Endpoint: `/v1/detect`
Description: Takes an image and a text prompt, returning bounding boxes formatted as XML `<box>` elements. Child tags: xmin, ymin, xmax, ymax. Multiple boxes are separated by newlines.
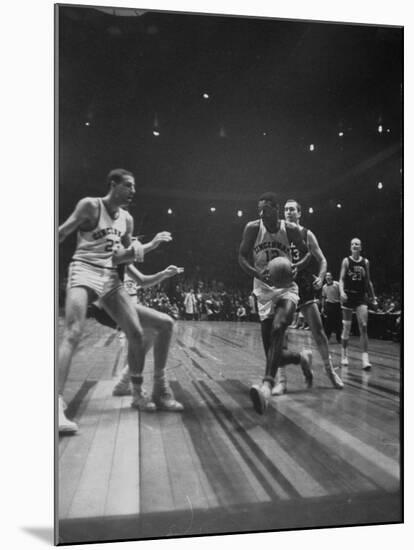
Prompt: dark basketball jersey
<box><xmin>344</xmin><ymin>256</ymin><xmax>368</xmax><ymax>296</ymax></box>
<box><xmin>290</xmin><ymin>227</ymin><xmax>318</xmax><ymax>276</ymax></box>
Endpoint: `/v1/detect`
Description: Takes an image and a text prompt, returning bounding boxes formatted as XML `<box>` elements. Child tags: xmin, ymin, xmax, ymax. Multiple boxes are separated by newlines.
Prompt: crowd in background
<box><xmin>136</xmin><ymin>279</ymin><xmax>256</xmax><ymax>322</ymax></box>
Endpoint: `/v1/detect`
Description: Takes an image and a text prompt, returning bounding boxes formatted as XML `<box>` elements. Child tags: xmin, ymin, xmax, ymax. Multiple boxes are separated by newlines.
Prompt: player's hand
<box><xmin>258</xmin><ymin>267</ymin><xmax>272</xmax><ymax>286</ymax></box>
<box><xmin>151</xmin><ymin>231</ymin><xmax>172</xmax><ymax>249</ymax></box>
<box><xmin>164</xmin><ymin>265</ymin><xmax>184</xmax><ymax>278</ymax></box>
<box><xmin>340</xmin><ymin>291</ymin><xmax>348</xmax><ymax>303</ymax></box>
<box><xmin>312</xmin><ymin>275</ymin><xmax>323</xmax><ymax>290</ymax></box>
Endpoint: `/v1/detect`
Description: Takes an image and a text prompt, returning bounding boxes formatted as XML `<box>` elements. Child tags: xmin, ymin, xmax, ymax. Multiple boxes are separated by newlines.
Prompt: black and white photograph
<box><xmin>54</xmin><ymin>2</ymin><xmax>404</xmax><ymax>546</ymax></box>
<box><xmin>3</xmin><ymin>0</ymin><xmax>412</xmax><ymax>549</ymax></box>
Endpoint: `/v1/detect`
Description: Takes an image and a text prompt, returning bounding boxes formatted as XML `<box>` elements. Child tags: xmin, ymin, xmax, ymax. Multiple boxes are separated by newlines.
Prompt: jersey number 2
<box><xmin>105</xmin><ymin>238</ymin><xmax>115</xmax><ymax>252</ymax></box>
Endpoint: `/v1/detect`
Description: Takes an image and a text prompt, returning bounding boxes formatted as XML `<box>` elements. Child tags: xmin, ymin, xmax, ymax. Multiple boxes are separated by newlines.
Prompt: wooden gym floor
<box><xmin>56</xmin><ymin>319</ymin><xmax>401</xmax><ymax>545</ymax></box>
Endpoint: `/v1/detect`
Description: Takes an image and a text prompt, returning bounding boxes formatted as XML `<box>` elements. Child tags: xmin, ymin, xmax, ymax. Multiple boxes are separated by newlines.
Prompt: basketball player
<box><xmin>89</xmin><ymin>263</ymin><xmax>184</xmax><ymax>401</ymax></box>
<box><xmin>238</xmin><ymin>192</ymin><xmax>313</xmax><ymax>415</ymax></box>
<box><xmin>272</xmin><ymin>200</ymin><xmax>343</xmax><ymax>395</ymax></box>
<box><xmin>339</xmin><ymin>238</ymin><xmax>378</xmax><ymax>369</ymax></box>
<box><xmin>58</xmin><ymin>168</ymin><xmax>176</xmax><ymax>433</ymax></box>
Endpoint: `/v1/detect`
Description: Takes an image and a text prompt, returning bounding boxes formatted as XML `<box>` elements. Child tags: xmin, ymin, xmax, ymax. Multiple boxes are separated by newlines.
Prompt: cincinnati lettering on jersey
<box><xmin>254</xmin><ymin>240</ymin><xmax>291</xmax><ymax>256</ymax></box>
<box><xmin>92</xmin><ymin>227</ymin><xmax>123</xmax><ymax>240</ymax></box>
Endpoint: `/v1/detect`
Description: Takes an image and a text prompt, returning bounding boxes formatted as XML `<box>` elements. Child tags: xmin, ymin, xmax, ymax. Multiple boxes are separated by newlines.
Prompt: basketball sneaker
<box><xmin>152</xmin><ymin>380</ymin><xmax>184</xmax><ymax>412</ymax></box>
<box><xmin>272</xmin><ymin>367</ymin><xmax>287</xmax><ymax>396</ymax></box>
<box><xmin>58</xmin><ymin>395</ymin><xmax>78</xmax><ymax>434</ymax></box>
<box><xmin>362</xmin><ymin>352</ymin><xmax>372</xmax><ymax>371</ymax></box>
<box><xmin>341</xmin><ymin>349</ymin><xmax>349</xmax><ymax>366</ymax></box>
<box><xmin>250</xmin><ymin>382</ymin><xmax>272</xmax><ymax>414</ymax></box>
<box><xmin>112</xmin><ymin>368</ymin><xmax>132</xmax><ymax>396</ymax></box>
<box><xmin>131</xmin><ymin>386</ymin><xmax>157</xmax><ymax>412</ymax></box>
<box><xmin>325</xmin><ymin>358</ymin><xmax>344</xmax><ymax>389</ymax></box>
<box><xmin>300</xmin><ymin>350</ymin><xmax>313</xmax><ymax>388</ymax></box>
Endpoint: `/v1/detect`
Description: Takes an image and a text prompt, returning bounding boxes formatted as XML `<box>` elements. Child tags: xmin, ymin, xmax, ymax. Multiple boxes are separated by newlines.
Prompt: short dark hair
<box><xmin>107</xmin><ymin>168</ymin><xmax>134</xmax><ymax>187</ymax></box>
<box><xmin>285</xmin><ymin>199</ymin><xmax>301</xmax><ymax>213</ymax></box>
<box><xmin>258</xmin><ymin>192</ymin><xmax>278</xmax><ymax>208</ymax></box>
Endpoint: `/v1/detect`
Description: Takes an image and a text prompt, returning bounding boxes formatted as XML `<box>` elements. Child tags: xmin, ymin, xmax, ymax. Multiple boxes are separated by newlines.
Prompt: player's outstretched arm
<box><xmin>142</xmin><ymin>231</ymin><xmax>173</xmax><ymax>254</ymax></box>
<box><xmin>238</xmin><ymin>221</ymin><xmax>261</xmax><ymax>279</ymax></box>
<box><xmin>339</xmin><ymin>258</ymin><xmax>348</xmax><ymax>301</ymax></box>
<box><xmin>307</xmin><ymin>230</ymin><xmax>327</xmax><ymax>289</ymax></box>
<box><xmin>58</xmin><ymin>197</ymin><xmax>97</xmax><ymax>243</ymax></box>
<box><xmin>126</xmin><ymin>264</ymin><xmax>184</xmax><ymax>288</ymax></box>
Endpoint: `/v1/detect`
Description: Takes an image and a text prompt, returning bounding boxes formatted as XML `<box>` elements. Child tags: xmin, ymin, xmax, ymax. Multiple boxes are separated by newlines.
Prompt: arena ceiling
<box><xmin>58</xmin><ymin>6</ymin><xmax>402</xmax><ymax>203</ymax></box>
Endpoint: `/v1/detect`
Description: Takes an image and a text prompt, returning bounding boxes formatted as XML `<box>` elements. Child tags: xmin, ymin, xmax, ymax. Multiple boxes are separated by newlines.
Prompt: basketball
<box><xmin>267</xmin><ymin>256</ymin><xmax>293</xmax><ymax>287</ymax></box>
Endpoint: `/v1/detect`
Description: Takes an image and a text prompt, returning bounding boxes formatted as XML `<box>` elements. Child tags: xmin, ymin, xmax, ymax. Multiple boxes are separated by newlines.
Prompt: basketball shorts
<box><xmin>341</xmin><ymin>291</ymin><xmax>368</xmax><ymax>311</ymax></box>
<box><xmin>255</xmin><ymin>281</ymin><xmax>299</xmax><ymax>322</ymax></box>
<box><xmin>67</xmin><ymin>260</ymin><xmax>123</xmax><ymax>299</ymax></box>
<box><xmin>296</xmin><ymin>272</ymin><xmax>321</xmax><ymax>310</ymax></box>
<box><xmin>124</xmin><ymin>279</ymin><xmax>138</xmax><ymax>297</ymax></box>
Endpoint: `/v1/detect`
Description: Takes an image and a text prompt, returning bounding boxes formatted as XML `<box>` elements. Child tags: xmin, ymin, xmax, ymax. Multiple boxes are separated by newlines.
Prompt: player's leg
<box><xmin>101</xmin><ymin>287</ymin><xmax>153</xmax><ymax>410</ymax></box>
<box><xmin>334</xmin><ymin>304</ymin><xmax>343</xmax><ymax>343</ymax></box>
<box><xmin>341</xmin><ymin>307</ymin><xmax>353</xmax><ymax>365</ymax></box>
<box><xmin>273</xmin><ymin>331</ymin><xmax>289</xmax><ymax>395</ymax></box>
<box><xmin>261</xmin><ymin>317</ymin><xmax>291</xmax><ymax>396</ymax></box>
<box><xmin>303</xmin><ymin>303</ymin><xmax>343</xmax><ymax>389</ymax></box>
<box><xmin>356</xmin><ymin>304</ymin><xmax>371</xmax><ymax>369</ymax></box>
<box><xmin>135</xmin><ymin>305</ymin><xmax>183</xmax><ymax>411</ymax></box>
<box><xmin>324</xmin><ymin>304</ymin><xmax>333</xmax><ymax>341</ymax></box>
<box><xmin>58</xmin><ymin>286</ymin><xmax>90</xmax><ymax>433</ymax></box>
<box><xmin>260</xmin><ymin>317</ymin><xmax>273</xmax><ymax>356</ymax></box>
<box><xmin>250</xmin><ymin>300</ymin><xmax>312</xmax><ymax>414</ymax></box>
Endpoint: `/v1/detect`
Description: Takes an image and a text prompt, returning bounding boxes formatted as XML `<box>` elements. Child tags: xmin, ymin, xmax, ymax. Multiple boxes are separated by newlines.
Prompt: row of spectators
<box><xmin>136</xmin><ymin>279</ymin><xmax>256</xmax><ymax>322</ymax></box>
<box><xmin>58</xmin><ymin>275</ymin><xmax>400</xmax><ymax>340</ymax></box>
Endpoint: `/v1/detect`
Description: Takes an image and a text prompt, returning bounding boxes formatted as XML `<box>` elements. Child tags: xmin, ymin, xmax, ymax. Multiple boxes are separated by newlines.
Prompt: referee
<box><xmin>321</xmin><ymin>272</ymin><xmax>342</xmax><ymax>343</ymax></box>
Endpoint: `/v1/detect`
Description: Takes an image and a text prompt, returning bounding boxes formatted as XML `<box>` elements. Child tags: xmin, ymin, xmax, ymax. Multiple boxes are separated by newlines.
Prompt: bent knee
<box><xmin>124</xmin><ymin>322</ymin><xmax>145</xmax><ymax>342</ymax></box>
<box><xmin>63</xmin><ymin>323</ymin><xmax>83</xmax><ymax>346</ymax></box>
<box><xmin>161</xmin><ymin>315</ymin><xmax>175</xmax><ymax>334</ymax></box>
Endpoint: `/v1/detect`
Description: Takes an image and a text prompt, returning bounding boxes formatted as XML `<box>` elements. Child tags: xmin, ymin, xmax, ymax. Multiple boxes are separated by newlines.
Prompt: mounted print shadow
<box><xmin>55</xmin><ymin>3</ymin><xmax>403</xmax><ymax>546</ymax></box>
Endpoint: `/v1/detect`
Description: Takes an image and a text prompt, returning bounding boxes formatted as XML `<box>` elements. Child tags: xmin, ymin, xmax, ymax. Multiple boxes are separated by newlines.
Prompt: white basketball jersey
<box><xmin>72</xmin><ymin>199</ymin><xmax>129</xmax><ymax>269</ymax></box>
<box><xmin>253</xmin><ymin>219</ymin><xmax>292</xmax><ymax>295</ymax></box>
